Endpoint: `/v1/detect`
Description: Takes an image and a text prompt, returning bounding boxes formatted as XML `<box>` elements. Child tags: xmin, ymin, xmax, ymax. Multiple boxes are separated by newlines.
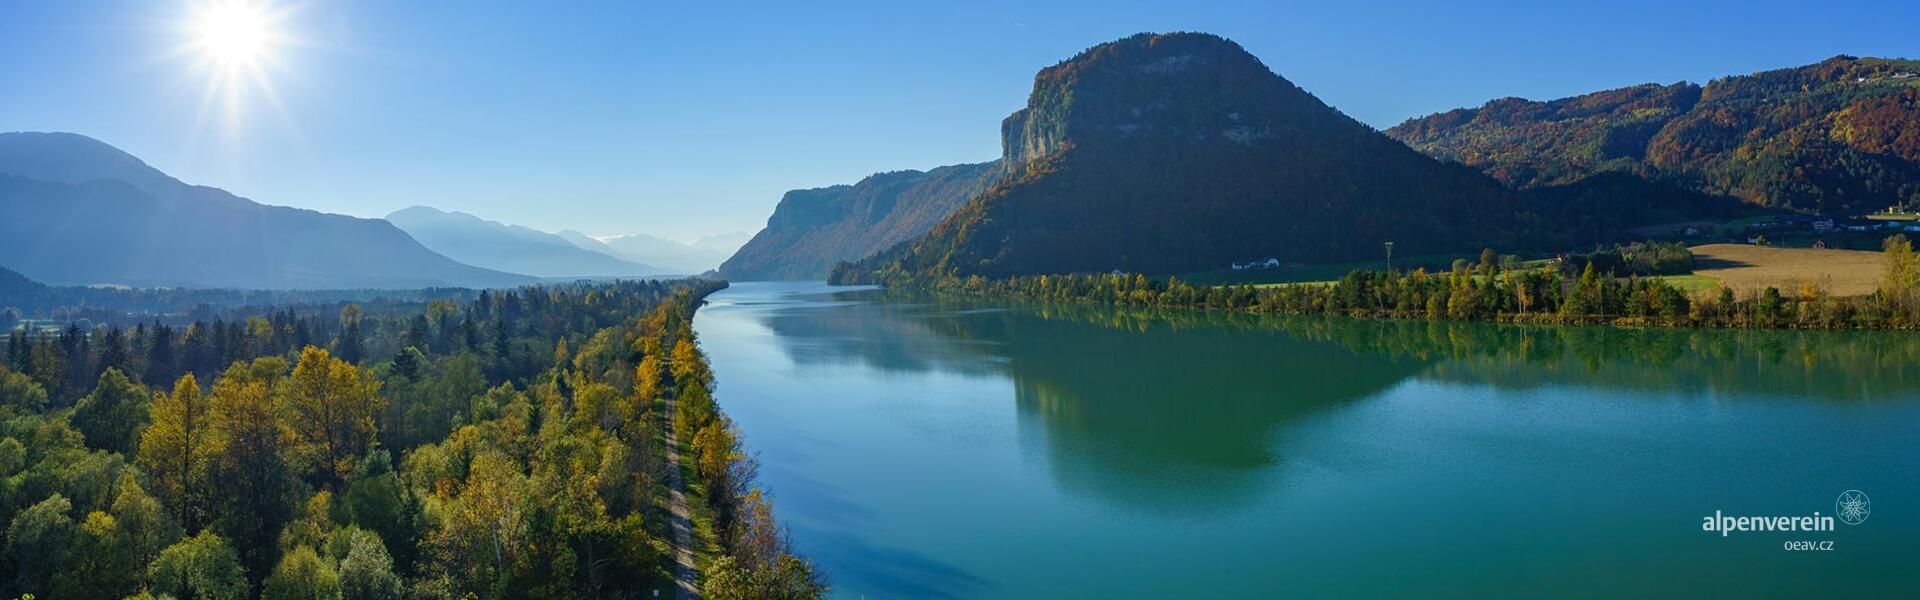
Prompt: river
<box><xmin>692</xmin><ymin>281</ymin><xmax>1919</xmax><ymax>598</ymax></box>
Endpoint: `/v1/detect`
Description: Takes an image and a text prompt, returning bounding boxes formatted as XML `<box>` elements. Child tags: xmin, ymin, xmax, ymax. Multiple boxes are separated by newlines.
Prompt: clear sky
<box><xmin>3</xmin><ymin>0</ymin><xmax>1915</xmax><ymax>241</ymax></box>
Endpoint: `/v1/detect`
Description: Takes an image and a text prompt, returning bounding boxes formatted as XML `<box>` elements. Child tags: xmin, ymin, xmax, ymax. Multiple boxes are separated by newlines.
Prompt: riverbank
<box><xmin>668</xmin><ymin>286</ymin><xmax>830</xmax><ymax>598</ymax></box>
<box><xmin>829</xmin><ymin>238</ymin><xmax>1920</xmax><ymax>331</ymax></box>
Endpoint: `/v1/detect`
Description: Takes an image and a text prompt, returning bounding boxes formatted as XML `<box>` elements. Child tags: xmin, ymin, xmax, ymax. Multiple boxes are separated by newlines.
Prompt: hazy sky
<box><xmin>3</xmin><ymin>0</ymin><xmax>1915</xmax><ymax>241</ymax></box>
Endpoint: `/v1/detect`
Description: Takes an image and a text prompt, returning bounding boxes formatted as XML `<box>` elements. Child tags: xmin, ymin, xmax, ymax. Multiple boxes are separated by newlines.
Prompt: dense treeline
<box><xmin>1557</xmin><ymin>241</ymin><xmax>1694</xmax><ymax>278</ymax></box>
<box><xmin>0</xmin><ymin>278</ymin><xmax>823</xmax><ymax>599</ymax></box>
<box><xmin>0</xmin><ymin>263</ymin><xmax>491</xmax><ymax>328</ymax></box>
<box><xmin>842</xmin><ymin>236</ymin><xmax>1920</xmax><ymax>331</ymax></box>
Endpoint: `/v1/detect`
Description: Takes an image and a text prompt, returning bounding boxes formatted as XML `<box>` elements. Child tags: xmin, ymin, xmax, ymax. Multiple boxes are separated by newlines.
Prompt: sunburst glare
<box><xmin>194</xmin><ymin>1</ymin><xmax>273</xmax><ymax>67</ymax></box>
<box><xmin>171</xmin><ymin>0</ymin><xmax>298</xmax><ymax>140</ymax></box>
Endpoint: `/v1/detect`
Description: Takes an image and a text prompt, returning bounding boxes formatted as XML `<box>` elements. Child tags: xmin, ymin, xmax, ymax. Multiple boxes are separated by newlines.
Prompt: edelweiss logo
<box><xmin>1836</xmin><ymin>490</ymin><xmax>1871</xmax><ymax>525</ymax></box>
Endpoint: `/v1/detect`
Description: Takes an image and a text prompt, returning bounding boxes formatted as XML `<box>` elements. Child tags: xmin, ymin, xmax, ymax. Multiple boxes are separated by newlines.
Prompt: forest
<box><xmin>837</xmin><ymin>236</ymin><xmax>1920</xmax><ymax>331</ymax></box>
<box><xmin>0</xmin><ymin>278</ymin><xmax>824</xmax><ymax>599</ymax></box>
<box><xmin>1387</xmin><ymin>55</ymin><xmax>1920</xmax><ymax>215</ymax></box>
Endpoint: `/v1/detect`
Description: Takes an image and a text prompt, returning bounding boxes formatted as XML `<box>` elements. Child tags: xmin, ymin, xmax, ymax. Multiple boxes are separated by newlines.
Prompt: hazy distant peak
<box><xmin>0</xmin><ymin>136</ymin><xmax>534</xmax><ymax>289</ymax></box>
<box><xmin>692</xmin><ymin>230</ymin><xmax>754</xmax><ymax>254</ymax></box>
<box><xmin>0</xmin><ymin>131</ymin><xmax>183</xmax><ymax>197</ymax></box>
<box><xmin>385</xmin><ymin>205</ymin><xmax>663</xmax><ymax>277</ymax></box>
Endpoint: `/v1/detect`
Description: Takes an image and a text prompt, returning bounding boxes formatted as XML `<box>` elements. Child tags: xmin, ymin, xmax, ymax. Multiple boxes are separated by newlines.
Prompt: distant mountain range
<box><xmin>719</xmin><ymin>162</ymin><xmax>1001</xmax><ymax>280</ymax></box>
<box><xmin>566</xmin><ymin>231</ymin><xmax>743</xmax><ymax>275</ymax></box>
<box><xmin>1386</xmin><ymin>55</ymin><xmax>1920</xmax><ymax>214</ymax></box>
<box><xmin>385</xmin><ymin>206</ymin><xmax>664</xmax><ymax>278</ymax></box>
<box><xmin>0</xmin><ymin>132</ymin><xmax>533</xmax><ymax>290</ymax></box>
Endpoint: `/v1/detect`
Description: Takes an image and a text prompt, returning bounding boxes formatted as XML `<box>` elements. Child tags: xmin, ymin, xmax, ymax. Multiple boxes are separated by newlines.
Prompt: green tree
<box><xmin>71</xmin><ymin>367</ymin><xmax>149</xmax><ymax>454</ymax></box>
<box><xmin>0</xmin><ymin>437</ymin><xmax>23</xmax><ymax>477</ymax></box>
<box><xmin>149</xmin><ymin>531</ymin><xmax>250</xmax><ymax>600</ymax></box>
<box><xmin>96</xmin><ymin>326</ymin><xmax>131</xmax><ymax>378</ymax></box>
<box><xmin>5</xmin><ymin>494</ymin><xmax>76</xmax><ymax>594</ymax></box>
<box><xmin>55</xmin><ymin>511</ymin><xmax>140</xmax><ymax>600</ymax></box>
<box><xmin>0</xmin><ymin>362</ymin><xmax>48</xmax><ymax>412</ymax></box>
<box><xmin>345</xmin><ymin>451</ymin><xmax>421</xmax><ymax>573</ymax></box>
<box><xmin>336</xmin><ymin>305</ymin><xmax>364</xmax><ymax>365</ymax></box>
<box><xmin>262</xmin><ymin>545</ymin><xmax>342</xmax><ymax>600</ymax></box>
<box><xmin>337</xmin><ymin>529</ymin><xmax>403</xmax><ymax>600</ymax></box>
<box><xmin>389</xmin><ymin>347</ymin><xmax>423</xmax><ymax>381</ymax></box>
<box><xmin>146</xmin><ymin>324</ymin><xmax>176</xmax><ymax>388</ymax></box>
<box><xmin>207</xmin><ymin>365</ymin><xmax>298</xmax><ymax>578</ymax></box>
<box><xmin>110</xmin><ymin>473</ymin><xmax>184</xmax><ymax>570</ymax></box>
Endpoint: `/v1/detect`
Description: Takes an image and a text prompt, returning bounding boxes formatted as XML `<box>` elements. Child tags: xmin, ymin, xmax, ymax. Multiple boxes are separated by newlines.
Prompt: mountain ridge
<box><xmin>719</xmin><ymin>160</ymin><xmax>1002</xmax><ymax>280</ymax></box>
<box><xmin>0</xmin><ymin>133</ymin><xmax>533</xmax><ymax>289</ymax></box>
<box><xmin>1386</xmin><ymin>55</ymin><xmax>1920</xmax><ymax>213</ymax></box>
<box><xmin>385</xmin><ymin>206</ymin><xmax>665</xmax><ymax>277</ymax></box>
<box><xmin>847</xmin><ymin>32</ymin><xmax>1535</xmax><ymax>279</ymax></box>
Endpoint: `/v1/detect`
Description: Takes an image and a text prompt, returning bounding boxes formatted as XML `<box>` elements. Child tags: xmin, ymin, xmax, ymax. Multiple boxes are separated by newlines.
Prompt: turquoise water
<box><xmin>693</xmin><ymin>281</ymin><xmax>1920</xmax><ymax>598</ymax></box>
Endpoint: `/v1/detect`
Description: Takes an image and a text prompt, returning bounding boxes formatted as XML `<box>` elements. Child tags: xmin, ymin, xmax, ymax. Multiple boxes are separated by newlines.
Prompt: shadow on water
<box><xmin>787</xmin><ymin>527</ymin><xmax>995</xmax><ymax>600</ymax></box>
<box><xmin>945</xmin><ymin>307</ymin><xmax>1431</xmax><ymax>514</ymax></box>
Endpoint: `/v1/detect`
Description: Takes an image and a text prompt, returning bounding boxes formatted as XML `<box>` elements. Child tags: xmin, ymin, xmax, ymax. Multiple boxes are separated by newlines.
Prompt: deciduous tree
<box><xmin>282</xmin><ymin>347</ymin><xmax>384</xmax><ymax>486</ymax></box>
<box><xmin>138</xmin><ymin>374</ymin><xmax>218</xmax><ymax>531</ymax></box>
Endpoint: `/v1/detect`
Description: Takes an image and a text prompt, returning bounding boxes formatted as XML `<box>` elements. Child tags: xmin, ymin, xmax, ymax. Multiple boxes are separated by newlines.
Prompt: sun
<box><xmin>193</xmin><ymin>0</ymin><xmax>276</xmax><ymax>67</ymax></box>
<box><xmin>171</xmin><ymin>0</ymin><xmax>299</xmax><ymax>137</ymax></box>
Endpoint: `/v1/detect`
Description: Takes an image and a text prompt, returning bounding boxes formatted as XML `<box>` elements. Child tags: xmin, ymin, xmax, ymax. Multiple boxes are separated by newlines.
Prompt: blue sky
<box><xmin>2</xmin><ymin>0</ymin><xmax>1915</xmax><ymax>241</ymax></box>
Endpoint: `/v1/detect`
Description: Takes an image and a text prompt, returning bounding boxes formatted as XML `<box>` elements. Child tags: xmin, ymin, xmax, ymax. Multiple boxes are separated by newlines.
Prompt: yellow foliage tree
<box><xmin>281</xmin><ymin>347</ymin><xmax>385</xmax><ymax>486</ymax></box>
<box><xmin>137</xmin><ymin>374</ymin><xmax>218</xmax><ymax>531</ymax></box>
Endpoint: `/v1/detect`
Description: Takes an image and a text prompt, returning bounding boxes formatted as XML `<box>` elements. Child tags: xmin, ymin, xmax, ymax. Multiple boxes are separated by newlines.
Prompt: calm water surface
<box><xmin>693</xmin><ymin>281</ymin><xmax>1919</xmax><ymax>598</ymax></box>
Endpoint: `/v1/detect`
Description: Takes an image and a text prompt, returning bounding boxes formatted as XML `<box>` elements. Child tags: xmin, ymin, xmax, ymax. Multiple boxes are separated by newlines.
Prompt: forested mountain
<box><xmin>719</xmin><ymin>161</ymin><xmax>1001</xmax><ymax>280</ymax></box>
<box><xmin>843</xmin><ymin>33</ymin><xmax>1543</xmax><ymax>280</ymax></box>
<box><xmin>385</xmin><ymin>206</ymin><xmax>663</xmax><ymax>278</ymax></box>
<box><xmin>1386</xmin><ymin>56</ymin><xmax>1920</xmax><ymax>214</ymax></box>
<box><xmin>0</xmin><ymin>133</ymin><xmax>532</xmax><ymax>290</ymax></box>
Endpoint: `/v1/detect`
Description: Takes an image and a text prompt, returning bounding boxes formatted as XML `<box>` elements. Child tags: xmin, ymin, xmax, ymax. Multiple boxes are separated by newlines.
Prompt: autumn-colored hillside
<box><xmin>1388</xmin><ymin>56</ymin><xmax>1920</xmax><ymax>214</ymax></box>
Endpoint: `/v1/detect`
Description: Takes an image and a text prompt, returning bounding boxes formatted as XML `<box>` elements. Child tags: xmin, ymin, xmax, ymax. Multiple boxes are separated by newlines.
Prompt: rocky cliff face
<box><xmin>718</xmin><ymin>161</ymin><xmax>1001</xmax><ymax>280</ymax></box>
<box><xmin>851</xmin><ymin>32</ymin><xmax>1534</xmax><ymax>279</ymax></box>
